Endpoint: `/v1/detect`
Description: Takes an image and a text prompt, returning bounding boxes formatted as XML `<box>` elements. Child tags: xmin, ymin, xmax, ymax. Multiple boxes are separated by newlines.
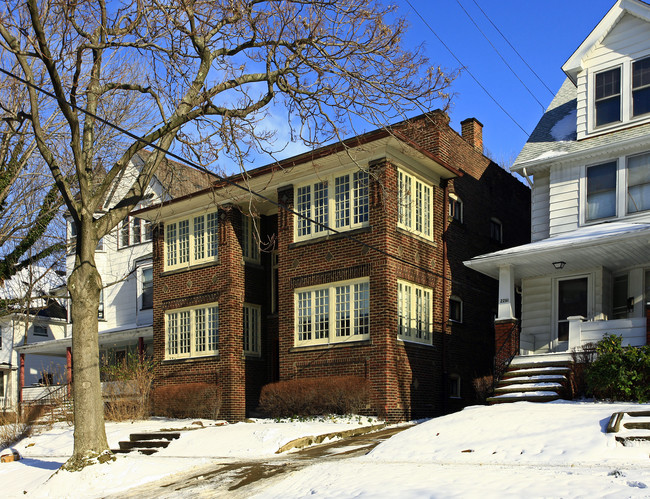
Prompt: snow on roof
<box><xmin>0</xmin><ymin>266</ymin><xmax>65</xmax><ymax>302</ymax></box>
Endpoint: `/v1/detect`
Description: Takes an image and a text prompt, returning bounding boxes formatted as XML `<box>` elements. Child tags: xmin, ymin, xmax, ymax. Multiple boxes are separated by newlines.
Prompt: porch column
<box><xmin>19</xmin><ymin>354</ymin><xmax>24</xmax><ymax>404</ymax></box>
<box><xmin>567</xmin><ymin>316</ymin><xmax>585</xmax><ymax>350</ymax></box>
<box><xmin>66</xmin><ymin>347</ymin><xmax>72</xmax><ymax>397</ymax></box>
<box><xmin>138</xmin><ymin>336</ymin><xmax>144</xmax><ymax>363</ymax></box>
<box><xmin>497</xmin><ymin>264</ymin><xmax>515</xmax><ymax>320</ymax></box>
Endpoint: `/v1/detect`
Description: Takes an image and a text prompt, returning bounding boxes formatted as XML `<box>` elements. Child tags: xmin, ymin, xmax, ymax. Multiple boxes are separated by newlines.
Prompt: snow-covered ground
<box><xmin>2</xmin><ymin>402</ymin><xmax>650</xmax><ymax>498</ymax></box>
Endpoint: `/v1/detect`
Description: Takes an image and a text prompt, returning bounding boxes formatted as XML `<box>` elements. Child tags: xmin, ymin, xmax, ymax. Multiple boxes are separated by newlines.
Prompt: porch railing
<box><xmin>21</xmin><ymin>383</ymin><xmax>70</xmax><ymax>406</ymax></box>
<box><xmin>493</xmin><ymin>321</ymin><xmax>520</xmax><ymax>391</ymax></box>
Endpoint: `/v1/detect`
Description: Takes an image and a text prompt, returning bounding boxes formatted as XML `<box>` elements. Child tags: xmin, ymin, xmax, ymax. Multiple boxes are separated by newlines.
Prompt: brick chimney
<box><xmin>460</xmin><ymin>118</ymin><xmax>483</xmax><ymax>153</ymax></box>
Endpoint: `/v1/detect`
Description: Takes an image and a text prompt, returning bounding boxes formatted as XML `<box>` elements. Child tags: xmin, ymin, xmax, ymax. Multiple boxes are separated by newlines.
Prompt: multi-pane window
<box><xmin>165</xmin><ymin>303</ymin><xmax>219</xmax><ymax>359</ymax></box>
<box><xmin>586</xmin><ymin>161</ymin><xmax>617</xmax><ymax>221</ymax></box>
<box><xmin>398</xmin><ymin>169</ymin><xmax>432</xmax><ymax>240</ymax></box>
<box><xmin>141</xmin><ymin>267</ymin><xmax>153</xmax><ymax>310</ymax></box>
<box><xmin>295</xmin><ymin>170</ymin><xmax>369</xmax><ymax>240</ymax></box>
<box><xmin>633</xmin><ymin>56</ymin><xmax>650</xmax><ymax>117</ymax></box>
<box><xmin>119</xmin><ymin>216</ymin><xmax>152</xmax><ymax>249</ymax></box>
<box><xmin>490</xmin><ymin>218</ymin><xmax>503</xmax><ymax>243</ymax></box>
<box><xmin>243</xmin><ymin>304</ymin><xmax>261</xmax><ymax>355</ymax></box>
<box><xmin>449</xmin><ymin>295</ymin><xmax>463</xmax><ymax>323</ymax></box>
<box><xmin>627</xmin><ymin>152</ymin><xmax>650</xmax><ymax>214</ymax></box>
<box><xmin>242</xmin><ymin>215</ymin><xmax>260</xmax><ymax>263</ymax></box>
<box><xmin>449</xmin><ymin>193</ymin><xmax>463</xmax><ymax>222</ymax></box>
<box><xmin>295</xmin><ymin>279</ymin><xmax>370</xmax><ymax>346</ymax></box>
<box><xmin>33</xmin><ymin>325</ymin><xmax>48</xmax><ymax>337</ymax></box>
<box><xmin>165</xmin><ymin>211</ymin><xmax>218</xmax><ymax>269</ymax></box>
<box><xmin>595</xmin><ymin>67</ymin><xmax>621</xmax><ymax>127</ymax></box>
<box><xmin>397</xmin><ymin>280</ymin><xmax>432</xmax><ymax>345</ymax></box>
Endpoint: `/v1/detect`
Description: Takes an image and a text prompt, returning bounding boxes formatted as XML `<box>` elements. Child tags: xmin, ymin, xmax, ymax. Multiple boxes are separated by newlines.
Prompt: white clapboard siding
<box><xmin>576</xmin><ymin>71</ymin><xmax>588</xmax><ymax>138</ymax></box>
<box><xmin>531</xmin><ymin>173</ymin><xmax>550</xmax><ymax>242</ymax></box>
<box><xmin>521</xmin><ymin>276</ymin><xmax>552</xmax><ymax>353</ymax></box>
<box><xmin>579</xmin><ymin>317</ymin><xmax>646</xmax><ymax>347</ymax></box>
<box><xmin>548</xmin><ymin>165</ymin><xmax>580</xmax><ymax>236</ymax></box>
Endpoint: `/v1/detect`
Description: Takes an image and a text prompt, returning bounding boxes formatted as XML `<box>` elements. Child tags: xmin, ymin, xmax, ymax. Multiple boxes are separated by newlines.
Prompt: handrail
<box><xmin>21</xmin><ymin>383</ymin><xmax>71</xmax><ymax>406</ymax></box>
<box><xmin>493</xmin><ymin>321</ymin><xmax>520</xmax><ymax>392</ymax></box>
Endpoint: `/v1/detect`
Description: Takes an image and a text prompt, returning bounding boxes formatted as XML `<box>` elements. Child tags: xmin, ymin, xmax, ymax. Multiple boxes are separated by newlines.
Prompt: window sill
<box><xmin>161</xmin><ymin>259</ymin><xmax>220</xmax><ymax>276</ymax></box>
<box><xmin>162</xmin><ymin>353</ymin><xmax>219</xmax><ymax>365</ymax></box>
<box><xmin>397</xmin><ymin>338</ymin><xmax>435</xmax><ymax>348</ymax></box>
<box><xmin>290</xmin><ymin>226</ymin><xmax>372</xmax><ymax>249</ymax></box>
<box><xmin>290</xmin><ymin>338</ymin><xmax>372</xmax><ymax>353</ymax></box>
<box><xmin>396</xmin><ymin>226</ymin><xmax>436</xmax><ymax>245</ymax></box>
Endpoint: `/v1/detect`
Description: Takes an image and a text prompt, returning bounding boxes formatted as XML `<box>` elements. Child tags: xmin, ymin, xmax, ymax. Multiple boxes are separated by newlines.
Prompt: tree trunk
<box><xmin>64</xmin><ymin>226</ymin><xmax>111</xmax><ymax>469</ymax></box>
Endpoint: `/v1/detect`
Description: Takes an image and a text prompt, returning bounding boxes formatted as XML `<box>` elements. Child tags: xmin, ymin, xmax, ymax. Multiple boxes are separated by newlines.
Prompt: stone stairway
<box><xmin>487</xmin><ymin>354</ymin><xmax>573</xmax><ymax>404</ymax></box>
<box><xmin>607</xmin><ymin>411</ymin><xmax>650</xmax><ymax>446</ymax></box>
<box><xmin>112</xmin><ymin>432</ymin><xmax>181</xmax><ymax>456</ymax></box>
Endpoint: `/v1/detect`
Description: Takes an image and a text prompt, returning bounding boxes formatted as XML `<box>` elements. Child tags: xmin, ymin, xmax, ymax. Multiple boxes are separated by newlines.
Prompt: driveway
<box><xmin>109</xmin><ymin>425</ymin><xmax>410</xmax><ymax>498</ymax></box>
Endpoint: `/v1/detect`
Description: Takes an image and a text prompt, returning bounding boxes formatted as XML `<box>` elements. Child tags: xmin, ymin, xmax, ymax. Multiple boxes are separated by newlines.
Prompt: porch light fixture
<box><xmin>552</xmin><ymin>261</ymin><xmax>566</xmax><ymax>270</ymax></box>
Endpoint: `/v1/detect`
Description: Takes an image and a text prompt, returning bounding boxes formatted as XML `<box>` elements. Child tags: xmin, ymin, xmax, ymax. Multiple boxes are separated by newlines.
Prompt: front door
<box><xmin>555</xmin><ymin>277</ymin><xmax>589</xmax><ymax>350</ymax></box>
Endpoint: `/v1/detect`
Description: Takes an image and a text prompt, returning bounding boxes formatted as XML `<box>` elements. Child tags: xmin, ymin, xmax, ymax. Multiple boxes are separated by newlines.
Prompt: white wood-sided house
<box><xmin>0</xmin><ymin>267</ymin><xmax>67</xmax><ymax>413</ymax></box>
<box><xmin>16</xmin><ymin>152</ymin><xmax>215</xmax><ymax>405</ymax></box>
<box><xmin>466</xmin><ymin>0</ymin><xmax>650</xmax><ymax>371</ymax></box>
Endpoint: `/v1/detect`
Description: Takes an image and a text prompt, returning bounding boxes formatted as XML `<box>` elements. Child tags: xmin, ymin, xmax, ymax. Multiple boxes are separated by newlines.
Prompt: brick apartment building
<box><xmin>139</xmin><ymin>112</ymin><xmax>530</xmax><ymax>422</ymax></box>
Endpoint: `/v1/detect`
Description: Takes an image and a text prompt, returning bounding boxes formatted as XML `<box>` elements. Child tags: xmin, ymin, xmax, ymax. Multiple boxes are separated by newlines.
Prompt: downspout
<box><xmin>441</xmin><ymin>179</ymin><xmax>449</xmax><ymax>414</ymax></box>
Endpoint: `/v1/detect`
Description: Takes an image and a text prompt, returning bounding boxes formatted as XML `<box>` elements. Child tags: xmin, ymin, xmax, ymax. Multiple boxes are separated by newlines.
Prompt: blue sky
<box><xmin>398</xmin><ymin>0</ymin><xmax>616</xmax><ymax>166</ymax></box>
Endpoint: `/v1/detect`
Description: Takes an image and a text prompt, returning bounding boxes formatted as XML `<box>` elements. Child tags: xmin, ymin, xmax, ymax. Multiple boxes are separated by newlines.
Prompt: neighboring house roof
<box><xmin>513</xmin><ymin>78</ymin><xmax>650</xmax><ymax>173</ymax></box>
<box><xmin>137</xmin><ymin>150</ymin><xmax>218</xmax><ymax>199</ymax></box>
<box><xmin>0</xmin><ymin>267</ymin><xmax>65</xmax><ymax>302</ymax></box>
<box><xmin>562</xmin><ymin>0</ymin><xmax>650</xmax><ymax>84</ymax></box>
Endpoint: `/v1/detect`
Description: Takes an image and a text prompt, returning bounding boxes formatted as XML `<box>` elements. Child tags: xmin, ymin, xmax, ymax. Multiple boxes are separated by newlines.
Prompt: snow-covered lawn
<box><xmin>3</xmin><ymin>401</ymin><xmax>650</xmax><ymax>498</ymax></box>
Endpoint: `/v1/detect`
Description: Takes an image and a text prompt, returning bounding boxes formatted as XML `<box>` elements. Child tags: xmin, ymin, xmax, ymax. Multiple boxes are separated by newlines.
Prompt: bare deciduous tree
<box><xmin>0</xmin><ymin>0</ymin><xmax>454</xmax><ymax>469</ymax></box>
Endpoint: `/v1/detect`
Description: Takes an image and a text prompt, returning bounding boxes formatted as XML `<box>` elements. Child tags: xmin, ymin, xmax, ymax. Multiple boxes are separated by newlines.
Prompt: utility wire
<box><xmin>404</xmin><ymin>0</ymin><xmax>530</xmax><ymax>137</ymax></box>
<box><xmin>455</xmin><ymin>0</ymin><xmax>546</xmax><ymax>111</ymax></box>
<box><xmin>471</xmin><ymin>0</ymin><xmax>555</xmax><ymax>97</ymax></box>
<box><xmin>0</xmin><ymin>66</ymin><xmax>489</xmax><ymax>294</ymax></box>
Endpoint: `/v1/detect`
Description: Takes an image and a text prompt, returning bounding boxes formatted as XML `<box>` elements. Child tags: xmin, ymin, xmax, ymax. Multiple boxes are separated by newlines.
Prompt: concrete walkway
<box><xmin>109</xmin><ymin>425</ymin><xmax>411</xmax><ymax>498</ymax></box>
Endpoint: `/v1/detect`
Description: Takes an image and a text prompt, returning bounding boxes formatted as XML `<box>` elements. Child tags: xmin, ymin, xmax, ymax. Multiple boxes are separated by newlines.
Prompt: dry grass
<box><xmin>0</xmin><ymin>405</ymin><xmax>45</xmax><ymax>450</ymax></box>
<box><xmin>101</xmin><ymin>353</ymin><xmax>156</xmax><ymax>421</ymax></box>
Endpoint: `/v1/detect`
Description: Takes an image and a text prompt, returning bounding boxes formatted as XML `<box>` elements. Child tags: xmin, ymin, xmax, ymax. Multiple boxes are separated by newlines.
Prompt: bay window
<box><xmin>398</xmin><ymin>280</ymin><xmax>432</xmax><ymax>345</ymax></box>
<box><xmin>398</xmin><ymin>169</ymin><xmax>433</xmax><ymax>240</ymax></box>
<box><xmin>295</xmin><ymin>170</ymin><xmax>369</xmax><ymax>241</ymax></box>
<box><xmin>165</xmin><ymin>303</ymin><xmax>219</xmax><ymax>359</ymax></box>
<box><xmin>165</xmin><ymin>211</ymin><xmax>218</xmax><ymax>270</ymax></box>
<box><xmin>295</xmin><ymin>278</ymin><xmax>370</xmax><ymax>346</ymax></box>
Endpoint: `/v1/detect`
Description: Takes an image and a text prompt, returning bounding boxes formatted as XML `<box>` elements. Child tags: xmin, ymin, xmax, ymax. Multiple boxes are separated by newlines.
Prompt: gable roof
<box><xmin>136</xmin><ymin>150</ymin><xmax>218</xmax><ymax>199</ymax></box>
<box><xmin>562</xmin><ymin>0</ymin><xmax>650</xmax><ymax>84</ymax></box>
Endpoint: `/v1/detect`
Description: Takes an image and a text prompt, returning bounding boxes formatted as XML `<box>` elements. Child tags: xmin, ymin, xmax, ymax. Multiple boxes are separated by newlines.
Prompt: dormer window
<box><xmin>633</xmin><ymin>57</ymin><xmax>650</xmax><ymax>117</ymax></box>
<box><xmin>595</xmin><ymin>67</ymin><xmax>621</xmax><ymax>127</ymax></box>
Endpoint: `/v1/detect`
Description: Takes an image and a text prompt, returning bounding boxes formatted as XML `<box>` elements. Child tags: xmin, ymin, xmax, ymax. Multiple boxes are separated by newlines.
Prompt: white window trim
<box><xmin>581</xmin><ymin>151</ymin><xmax>650</xmax><ymax>225</ymax></box>
<box><xmin>449</xmin><ymin>295</ymin><xmax>463</xmax><ymax>323</ymax></box>
<box><xmin>243</xmin><ymin>303</ymin><xmax>261</xmax><ymax>356</ymax></box>
<box><xmin>164</xmin><ymin>210</ymin><xmax>219</xmax><ymax>271</ymax></box>
<box><xmin>587</xmin><ymin>53</ymin><xmax>650</xmax><ymax>136</ymax></box>
<box><xmin>294</xmin><ymin>169</ymin><xmax>370</xmax><ymax>242</ymax></box>
<box><xmin>449</xmin><ymin>193</ymin><xmax>463</xmax><ymax>223</ymax></box>
<box><xmin>398</xmin><ymin>168</ymin><xmax>433</xmax><ymax>241</ymax></box>
<box><xmin>242</xmin><ymin>214</ymin><xmax>261</xmax><ymax>263</ymax></box>
<box><xmin>138</xmin><ymin>264</ymin><xmax>154</xmax><ymax>311</ymax></box>
<box><xmin>119</xmin><ymin>216</ymin><xmax>153</xmax><ymax>249</ymax></box>
<box><xmin>397</xmin><ymin>279</ymin><xmax>433</xmax><ymax>345</ymax></box>
<box><xmin>294</xmin><ymin>277</ymin><xmax>370</xmax><ymax>347</ymax></box>
<box><xmin>165</xmin><ymin>302</ymin><xmax>219</xmax><ymax>360</ymax></box>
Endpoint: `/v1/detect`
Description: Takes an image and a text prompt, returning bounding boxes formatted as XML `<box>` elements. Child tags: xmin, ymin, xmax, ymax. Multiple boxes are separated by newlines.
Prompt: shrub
<box><xmin>586</xmin><ymin>334</ymin><xmax>650</xmax><ymax>402</ymax></box>
<box><xmin>153</xmin><ymin>383</ymin><xmax>222</xmax><ymax>419</ymax></box>
<box><xmin>258</xmin><ymin>376</ymin><xmax>371</xmax><ymax>418</ymax></box>
<box><xmin>472</xmin><ymin>375</ymin><xmax>493</xmax><ymax>404</ymax></box>
<box><xmin>570</xmin><ymin>343</ymin><xmax>597</xmax><ymax>398</ymax></box>
<box><xmin>101</xmin><ymin>352</ymin><xmax>156</xmax><ymax>421</ymax></box>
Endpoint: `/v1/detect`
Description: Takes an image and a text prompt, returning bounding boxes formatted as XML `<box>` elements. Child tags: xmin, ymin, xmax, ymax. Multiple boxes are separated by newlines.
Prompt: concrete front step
<box><xmin>487</xmin><ymin>391</ymin><xmax>561</xmax><ymax>404</ymax></box>
<box><xmin>495</xmin><ymin>382</ymin><xmax>563</xmax><ymax>394</ymax></box>
<box><xmin>500</xmin><ymin>374</ymin><xmax>567</xmax><ymax>385</ymax></box>
<box><xmin>504</xmin><ymin>366</ymin><xmax>571</xmax><ymax>378</ymax></box>
<box><xmin>129</xmin><ymin>432</ymin><xmax>180</xmax><ymax>442</ymax></box>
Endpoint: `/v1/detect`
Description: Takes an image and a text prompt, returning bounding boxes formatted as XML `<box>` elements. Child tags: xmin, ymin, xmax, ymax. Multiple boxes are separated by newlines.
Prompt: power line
<box><xmin>404</xmin><ymin>0</ymin><xmax>530</xmax><ymax>137</ymax></box>
<box><xmin>0</xmin><ymin>66</ymin><xmax>470</xmax><ymax>290</ymax></box>
<box><xmin>454</xmin><ymin>0</ymin><xmax>546</xmax><ymax>111</ymax></box>
<box><xmin>471</xmin><ymin>0</ymin><xmax>555</xmax><ymax>97</ymax></box>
